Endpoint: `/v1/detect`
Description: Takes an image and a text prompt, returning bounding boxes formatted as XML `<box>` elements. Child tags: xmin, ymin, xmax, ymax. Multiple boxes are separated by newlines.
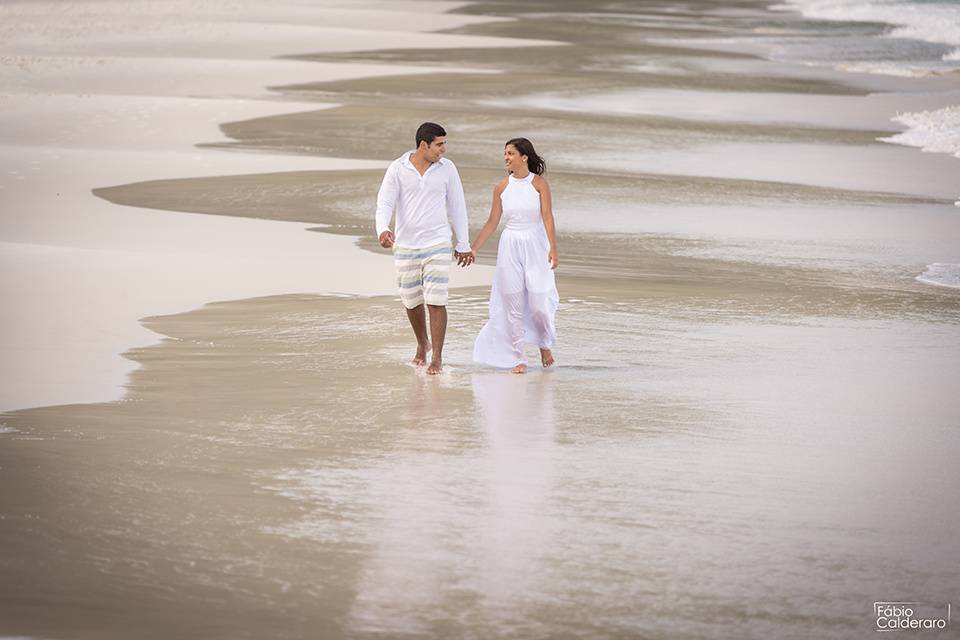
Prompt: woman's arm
<box><xmin>534</xmin><ymin>176</ymin><xmax>559</xmax><ymax>269</ymax></box>
<box><xmin>471</xmin><ymin>180</ymin><xmax>507</xmax><ymax>254</ymax></box>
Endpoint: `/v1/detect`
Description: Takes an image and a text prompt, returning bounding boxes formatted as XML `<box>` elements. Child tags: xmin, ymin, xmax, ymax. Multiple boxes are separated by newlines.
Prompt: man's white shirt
<box><xmin>375</xmin><ymin>151</ymin><xmax>471</xmax><ymax>252</ymax></box>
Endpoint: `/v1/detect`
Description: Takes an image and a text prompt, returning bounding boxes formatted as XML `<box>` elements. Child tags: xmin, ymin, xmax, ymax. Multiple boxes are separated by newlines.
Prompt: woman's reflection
<box><xmin>471</xmin><ymin>371</ymin><xmax>558</xmax><ymax>617</ymax></box>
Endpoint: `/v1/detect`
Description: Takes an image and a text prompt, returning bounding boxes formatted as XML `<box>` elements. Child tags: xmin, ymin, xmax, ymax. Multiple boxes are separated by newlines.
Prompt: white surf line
<box><xmin>916</xmin><ymin>263</ymin><xmax>960</xmax><ymax>289</ymax></box>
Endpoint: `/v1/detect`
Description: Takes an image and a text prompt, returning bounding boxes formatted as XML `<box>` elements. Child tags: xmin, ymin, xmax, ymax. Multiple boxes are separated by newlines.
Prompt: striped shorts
<box><xmin>394</xmin><ymin>242</ymin><xmax>452</xmax><ymax>309</ymax></box>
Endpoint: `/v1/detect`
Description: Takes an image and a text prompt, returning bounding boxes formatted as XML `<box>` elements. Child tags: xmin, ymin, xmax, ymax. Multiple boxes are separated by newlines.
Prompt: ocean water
<box><xmin>771</xmin><ymin>0</ymin><xmax>960</xmax><ymax>75</ymax></box>
<box><xmin>769</xmin><ymin>0</ymin><xmax>960</xmax><ymax>184</ymax></box>
<box><xmin>769</xmin><ymin>0</ymin><xmax>960</xmax><ymax>277</ymax></box>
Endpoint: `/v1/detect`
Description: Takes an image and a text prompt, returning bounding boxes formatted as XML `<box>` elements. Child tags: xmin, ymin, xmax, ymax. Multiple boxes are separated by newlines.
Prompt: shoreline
<box><xmin>5</xmin><ymin>0</ymin><xmax>957</xmax><ymax>410</ymax></box>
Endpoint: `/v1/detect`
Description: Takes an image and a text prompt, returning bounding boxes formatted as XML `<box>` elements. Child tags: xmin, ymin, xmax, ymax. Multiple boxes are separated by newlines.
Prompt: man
<box><xmin>375</xmin><ymin>122</ymin><xmax>475</xmax><ymax>375</ymax></box>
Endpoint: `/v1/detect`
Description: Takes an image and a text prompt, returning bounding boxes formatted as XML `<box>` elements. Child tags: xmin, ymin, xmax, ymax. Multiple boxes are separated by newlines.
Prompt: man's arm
<box><xmin>446</xmin><ymin>163</ymin><xmax>472</xmax><ymax>254</ymax></box>
<box><xmin>375</xmin><ymin>162</ymin><xmax>399</xmax><ymax>246</ymax></box>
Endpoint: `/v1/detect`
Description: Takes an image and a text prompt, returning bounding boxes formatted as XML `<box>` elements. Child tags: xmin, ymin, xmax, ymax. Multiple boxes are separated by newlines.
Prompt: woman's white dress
<box><xmin>473</xmin><ymin>172</ymin><xmax>559</xmax><ymax>368</ymax></box>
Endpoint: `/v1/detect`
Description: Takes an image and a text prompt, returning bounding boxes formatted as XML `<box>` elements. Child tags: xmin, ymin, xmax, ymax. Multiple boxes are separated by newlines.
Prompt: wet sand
<box><xmin>3</xmin><ymin>288</ymin><xmax>958</xmax><ymax>639</ymax></box>
<box><xmin>2</xmin><ymin>0</ymin><xmax>960</xmax><ymax>638</ymax></box>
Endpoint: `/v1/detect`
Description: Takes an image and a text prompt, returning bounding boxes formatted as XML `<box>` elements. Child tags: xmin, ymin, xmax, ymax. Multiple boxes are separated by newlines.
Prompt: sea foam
<box><xmin>879</xmin><ymin>105</ymin><xmax>960</xmax><ymax>158</ymax></box>
<box><xmin>878</xmin><ymin>105</ymin><xmax>960</xmax><ymax>204</ymax></box>
<box><xmin>916</xmin><ymin>263</ymin><xmax>960</xmax><ymax>289</ymax></box>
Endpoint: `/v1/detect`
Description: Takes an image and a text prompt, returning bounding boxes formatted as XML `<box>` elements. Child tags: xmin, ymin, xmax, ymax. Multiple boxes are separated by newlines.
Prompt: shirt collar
<box><xmin>399</xmin><ymin>150</ymin><xmax>448</xmax><ymax>168</ymax></box>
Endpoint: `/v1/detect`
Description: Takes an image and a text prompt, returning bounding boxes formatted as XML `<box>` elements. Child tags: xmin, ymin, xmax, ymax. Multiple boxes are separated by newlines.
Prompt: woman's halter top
<box><xmin>501</xmin><ymin>172</ymin><xmax>541</xmax><ymax>231</ymax></box>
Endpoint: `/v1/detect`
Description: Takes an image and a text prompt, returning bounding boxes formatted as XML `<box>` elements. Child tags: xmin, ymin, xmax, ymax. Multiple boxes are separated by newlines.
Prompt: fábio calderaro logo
<box><xmin>874</xmin><ymin>602</ymin><xmax>951</xmax><ymax>631</ymax></box>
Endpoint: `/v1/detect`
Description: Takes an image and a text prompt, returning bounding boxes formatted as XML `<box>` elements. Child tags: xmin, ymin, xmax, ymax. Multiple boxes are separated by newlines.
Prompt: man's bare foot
<box><xmin>540</xmin><ymin>348</ymin><xmax>555</xmax><ymax>368</ymax></box>
<box><xmin>427</xmin><ymin>359</ymin><xmax>442</xmax><ymax>375</ymax></box>
<box><xmin>412</xmin><ymin>341</ymin><xmax>432</xmax><ymax>367</ymax></box>
<box><xmin>511</xmin><ymin>363</ymin><xmax>527</xmax><ymax>374</ymax></box>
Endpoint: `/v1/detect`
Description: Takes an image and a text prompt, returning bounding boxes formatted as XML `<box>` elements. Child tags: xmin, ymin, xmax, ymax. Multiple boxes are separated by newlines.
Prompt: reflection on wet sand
<box><xmin>345</xmin><ymin>372</ymin><xmax>558</xmax><ymax>634</ymax></box>
<box><xmin>344</xmin><ymin>376</ymin><xmax>455</xmax><ymax>635</ymax></box>
<box><xmin>472</xmin><ymin>372</ymin><xmax>556</xmax><ymax>615</ymax></box>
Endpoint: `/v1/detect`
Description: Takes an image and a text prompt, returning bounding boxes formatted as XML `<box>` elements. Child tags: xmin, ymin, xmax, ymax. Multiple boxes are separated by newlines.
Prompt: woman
<box><xmin>471</xmin><ymin>138</ymin><xmax>559</xmax><ymax>374</ymax></box>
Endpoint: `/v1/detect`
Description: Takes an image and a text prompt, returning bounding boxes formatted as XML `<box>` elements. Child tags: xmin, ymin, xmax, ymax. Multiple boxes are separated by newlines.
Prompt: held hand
<box><xmin>548</xmin><ymin>248</ymin><xmax>558</xmax><ymax>270</ymax></box>
<box><xmin>378</xmin><ymin>230</ymin><xmax>394</xmax><ymax>249</ymax></box>
<box><xmin>454</xmin><ymin>250</ymin><xmax>475</xmax><ymax>267</ymax></box>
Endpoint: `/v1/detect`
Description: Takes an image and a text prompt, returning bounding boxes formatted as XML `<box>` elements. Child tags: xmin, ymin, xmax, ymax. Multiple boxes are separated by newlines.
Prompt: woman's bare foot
<box><xmin>511</xmin><ymin>363</ymin><xmax>527</xmax><ymax>374</ymax></box>
<box><xmin>540</xmin><ymin>348</ymin><xmax>555</xmax><ymax>368</ymax></box>
<box><xmin>412</xmin><ymin>341</ymin><xmax>432</xmax><ymax>367</ymax></box>
<box><xmin>427</xmin><ymin>359</ymin><xmax>442</xmax><ymax>375</ymax></box>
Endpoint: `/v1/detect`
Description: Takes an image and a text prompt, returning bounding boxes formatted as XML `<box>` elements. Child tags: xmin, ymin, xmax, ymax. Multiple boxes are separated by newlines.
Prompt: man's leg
<box><xmin>420</xmin><ymin>243</ymin><xmax>452</xmax><ymax>375</ymax></box>
<box><xmin>426</xmin><ymin>304</ymin><xmax>447</xmax><ymax>375</ymax></box>
<box><xmin>405</xmin><ymin>304</ymin><xmax>431</xmax><ymax>366</ymax></box>
<box><xmin>395</xmin><ymin>246</ymin><xmax>431</xmax><ymax>366</ymax></box>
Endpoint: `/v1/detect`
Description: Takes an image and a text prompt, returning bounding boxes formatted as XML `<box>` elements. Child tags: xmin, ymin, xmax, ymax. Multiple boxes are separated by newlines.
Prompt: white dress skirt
<box><xmin>473</xmin><ymin>172</ymin><xmax>559</xmax><ymax>368</ymax></box>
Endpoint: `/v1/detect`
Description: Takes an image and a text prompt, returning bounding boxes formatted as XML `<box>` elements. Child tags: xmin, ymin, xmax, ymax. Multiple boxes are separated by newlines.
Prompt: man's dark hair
<box><xmin>416</xmin><ymin>122</ymin><xmax>446</xmax><ymax>148</ymax></box>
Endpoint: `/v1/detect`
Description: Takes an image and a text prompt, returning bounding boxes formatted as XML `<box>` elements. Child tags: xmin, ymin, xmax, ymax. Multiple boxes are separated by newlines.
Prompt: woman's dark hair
<box><xmin>416</xmin><ymin>122</ymin><xmax>447</xmax><ymax>148</ymax></box>
<box><xmin>505</xmin><ymin>137</ymin><xmax>545</xmax><ymax>175</ymax></box>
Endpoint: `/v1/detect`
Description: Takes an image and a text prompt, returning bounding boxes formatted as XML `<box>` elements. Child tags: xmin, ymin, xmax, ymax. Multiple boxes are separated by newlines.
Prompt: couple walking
<box><xmin>375</xmin><ymin>122</ymin><xmax>559</xmax><ymax>375</ymax></box>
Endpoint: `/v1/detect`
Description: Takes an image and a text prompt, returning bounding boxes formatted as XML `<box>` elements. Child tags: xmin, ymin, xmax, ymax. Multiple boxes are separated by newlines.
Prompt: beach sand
<box><xmin>2</xmin><ymin>1</ymin><xmax>959</xmax><ymax>638</ymax></box>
